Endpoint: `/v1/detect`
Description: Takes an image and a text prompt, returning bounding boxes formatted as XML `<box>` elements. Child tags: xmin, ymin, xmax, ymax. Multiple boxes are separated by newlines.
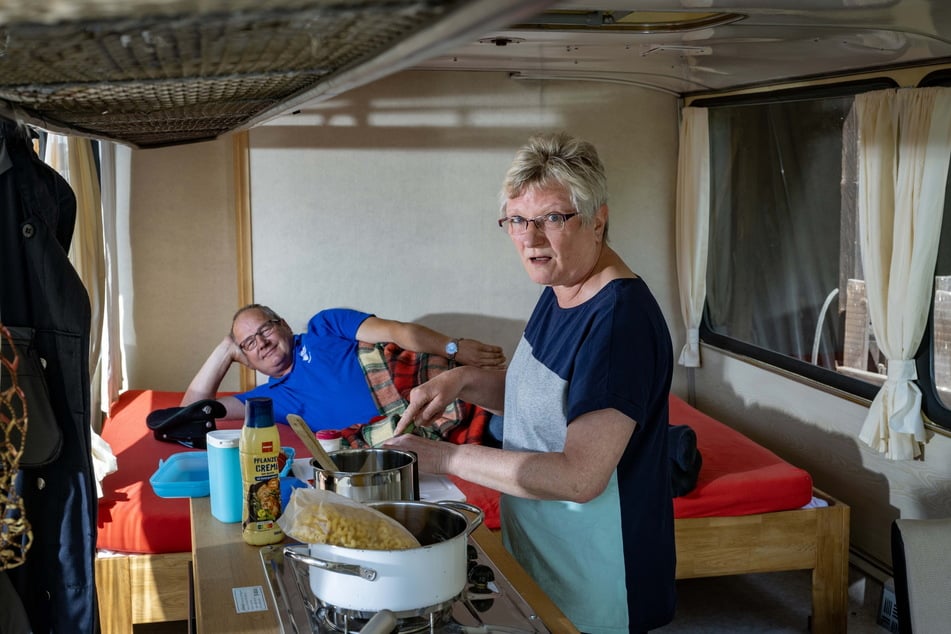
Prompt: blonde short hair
<box><xmin>499</xmin><ymin>131</ymin><xmax>609</xmax><ymax>241</ymax></box>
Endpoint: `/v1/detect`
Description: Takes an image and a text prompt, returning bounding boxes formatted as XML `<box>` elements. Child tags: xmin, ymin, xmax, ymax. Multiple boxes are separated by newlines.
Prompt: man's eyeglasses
<box><xmin>498</xmin><ymin>212</ymin><xmax>579</xmax><ymax>234</ymax></box>
<box><xmin>238</xmin><ymin>319</ymin><xmax>281</xmax><ymax>352</ymax></box>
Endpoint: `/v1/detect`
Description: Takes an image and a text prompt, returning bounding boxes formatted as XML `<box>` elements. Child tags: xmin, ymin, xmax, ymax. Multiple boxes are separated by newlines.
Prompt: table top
<box><xmin>190</xmin><ymin>496</ymin><xmax>579</xmax><ymax>633</ymax></box>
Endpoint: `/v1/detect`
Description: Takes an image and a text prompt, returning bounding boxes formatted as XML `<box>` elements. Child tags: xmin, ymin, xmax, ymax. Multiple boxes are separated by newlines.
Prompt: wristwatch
<box><xmin>445</xmin><ymin>338</ymin><xmax>460</xmax><ymax>362</ymax></box>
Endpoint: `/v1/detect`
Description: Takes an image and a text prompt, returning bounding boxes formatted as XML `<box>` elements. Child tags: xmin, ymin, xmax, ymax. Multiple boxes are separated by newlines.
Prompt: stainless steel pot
<box><xmin>313</xmin><ymin>448</ymin><xmax>419</xmax><ymax>502</ymax></box>
<box><xmin>284</xmin><ymin>500</ymin><xmax>483</xmax><ymax>614</ymax></box>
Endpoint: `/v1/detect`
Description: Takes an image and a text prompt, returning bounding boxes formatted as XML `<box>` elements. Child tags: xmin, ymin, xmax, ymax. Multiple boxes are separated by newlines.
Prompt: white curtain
<box><xmin>99</xmin><ymin>141</ymin><xmax>129</xmax><ymax>413</ymax></box>
<box><xmin>855</xmin><ymin>87</ymin><xmax>951</xmax><ymax>460</ymax></box>
<box><xmin>675</xmin><ymin>106</ymin><xmax>710</xmax><ymax>367</ymax></box>
<box><xmin>45</xmin><ymin>135</ymin><xmax>106</xmax><ymax>429</ymax></box>
<box><xmin>43</xmin><ymin>134</ymin><xmax>130</xmax><ymax>422</ymax></box>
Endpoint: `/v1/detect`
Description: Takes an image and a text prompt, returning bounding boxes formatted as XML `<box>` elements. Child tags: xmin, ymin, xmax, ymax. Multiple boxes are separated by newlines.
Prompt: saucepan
<box><xmin>313</xmin><ymin>448</ymin><xmax>419</xmax><ymax>502</ymax></box>
<box><xmin>283</xmin><ymin>499</ymin><xmax>483</xmax><ymax>614</ymax></box>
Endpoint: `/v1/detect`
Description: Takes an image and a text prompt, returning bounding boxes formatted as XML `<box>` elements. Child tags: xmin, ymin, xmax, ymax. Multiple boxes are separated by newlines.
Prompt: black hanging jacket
<box><xmin>0</xmin><ymin>119</ymin><xmax>98</xmax><ymax>633</ymax></box>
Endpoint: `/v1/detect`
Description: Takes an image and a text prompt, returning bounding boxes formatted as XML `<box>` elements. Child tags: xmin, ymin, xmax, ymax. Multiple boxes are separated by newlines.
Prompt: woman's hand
<box><xmin>384</xmin><ymin>433</ymin><xmax>455</xmax><ymax>475</ymax></box>
<box><xmin>394</xmin><ymin>369</ymin><xmax>465</xmax><ymax>434</ymax></box>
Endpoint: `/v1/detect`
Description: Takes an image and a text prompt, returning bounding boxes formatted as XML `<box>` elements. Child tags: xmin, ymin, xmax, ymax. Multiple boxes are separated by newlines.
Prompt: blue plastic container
<box><xmin>206</xmin><ymin>429</ymin><xmax>243</xmax><ymax>522</ymax></box>
<box><xmin>150</xmin><ymin>452</ymin><xmax>210</xmax><ymax>498</ymax></box>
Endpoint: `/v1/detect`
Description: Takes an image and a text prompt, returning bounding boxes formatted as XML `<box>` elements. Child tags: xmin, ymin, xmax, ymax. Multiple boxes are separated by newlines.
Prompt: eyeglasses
<box><xmin>498</xmin><ymin>212</ymin><xmax>579</xmax><ymax>234</ymax></box>
<box><xmin>238</xmin><ymin>319</ymin><xmax>281</xmax><ymax>352</ymax></box>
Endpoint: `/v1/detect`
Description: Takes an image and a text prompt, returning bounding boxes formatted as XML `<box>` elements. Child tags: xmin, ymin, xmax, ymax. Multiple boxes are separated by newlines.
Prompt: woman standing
<box><xmin>387</xmin><ymin>132</ymin><xmax>676</xmax><ymax>633</ymax></box>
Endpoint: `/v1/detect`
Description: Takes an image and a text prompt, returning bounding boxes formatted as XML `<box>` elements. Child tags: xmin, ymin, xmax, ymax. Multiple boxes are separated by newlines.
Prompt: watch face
<box><xmin>446</xmin><ymin>341</ymin><xmax>458</xmax><ymax>355</ymax></box>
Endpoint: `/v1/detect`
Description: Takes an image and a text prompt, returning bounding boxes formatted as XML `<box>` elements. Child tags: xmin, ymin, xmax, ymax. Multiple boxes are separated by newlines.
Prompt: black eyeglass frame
<box><xmin>238</xmin><ymin>318</ymin><xmax>282</xmax><ymax>352</ymax></box>
<box><xmin>497</xmin><ymin>212</ymin><xmax>580</xmax><ymax>234</ymax></box>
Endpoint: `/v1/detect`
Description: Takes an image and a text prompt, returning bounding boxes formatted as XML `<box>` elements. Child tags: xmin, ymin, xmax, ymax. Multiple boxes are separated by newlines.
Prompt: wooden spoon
<box><xmin>286</xmin><ymin>414</ymin><xmax>338</xmax><ymax>472</ymax></box>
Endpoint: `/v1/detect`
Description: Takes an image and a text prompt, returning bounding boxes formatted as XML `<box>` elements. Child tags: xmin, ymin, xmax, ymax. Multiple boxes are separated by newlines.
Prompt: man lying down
<box><xmin>176</xmin><ymin>303</ymin><xmax>505</xmax><ymax>436</ymax></box>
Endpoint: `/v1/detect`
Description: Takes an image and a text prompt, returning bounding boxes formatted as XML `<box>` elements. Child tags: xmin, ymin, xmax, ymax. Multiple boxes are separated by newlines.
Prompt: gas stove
<box><xmin>260</xmin><ymin>537</ymin><xmax>551</xmax><ymax>633</ymax></box>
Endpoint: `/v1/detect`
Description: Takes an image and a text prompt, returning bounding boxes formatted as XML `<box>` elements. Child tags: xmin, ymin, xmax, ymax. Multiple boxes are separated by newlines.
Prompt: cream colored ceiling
<box><xmin>419</xmin><ymin>1</ymin><xmax>951</xmax><ymax>96</ymax></box>
<box><xmin>2</xmin><ymin>1</ymin><xmax>950</xmax><ymax>148</ymax></box>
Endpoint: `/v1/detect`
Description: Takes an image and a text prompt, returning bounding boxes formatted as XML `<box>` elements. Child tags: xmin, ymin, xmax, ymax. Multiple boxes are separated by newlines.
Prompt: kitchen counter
<box><xmin>189</xmin><ymin>496</ymin><xmax>579</xmax><ymax>633</ymax></box>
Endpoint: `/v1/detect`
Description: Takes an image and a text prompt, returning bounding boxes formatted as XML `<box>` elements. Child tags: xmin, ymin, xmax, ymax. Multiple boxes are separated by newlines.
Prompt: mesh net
<box><xmin>0</xmin><ymin>0</ymin><xmax>466</xmax><ymax>147</ymax></box>
<box><xmin>0</xmin><ymin>323</ymin><xmax>32</xmax><ymax>571</ymax></box>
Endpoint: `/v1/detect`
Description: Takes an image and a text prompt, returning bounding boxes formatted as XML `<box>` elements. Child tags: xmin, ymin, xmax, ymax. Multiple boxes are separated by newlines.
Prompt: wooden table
<box><xmin>190</xmin><ymin>497</ymin><xmax>579</xmax><ymax>633</ymax></box>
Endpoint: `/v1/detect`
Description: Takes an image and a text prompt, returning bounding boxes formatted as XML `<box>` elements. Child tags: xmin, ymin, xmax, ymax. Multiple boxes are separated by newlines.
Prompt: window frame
<box><xmin>691</xmin><ymin>76</ymin><xmax>951</xmax><ymax>432</ymax></box>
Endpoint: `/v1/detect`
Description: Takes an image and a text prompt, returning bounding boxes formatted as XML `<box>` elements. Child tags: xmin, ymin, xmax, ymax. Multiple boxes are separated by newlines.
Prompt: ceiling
<box><xmin>2</xmin><ymin>1</ymin><xmax>950</xmax><ymax>148</ymax></box>
<box><xmin>419</xmin><ymin>0</ymin><xmax>951</xmax><ymax>96</ymax></box>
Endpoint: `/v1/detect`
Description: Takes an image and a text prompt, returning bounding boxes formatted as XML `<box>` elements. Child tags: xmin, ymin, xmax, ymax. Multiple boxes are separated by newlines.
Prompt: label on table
<box><xmin>232</xmin><ymin>586</ymin><xmax>269</xmax><ymax>613</ymax></box>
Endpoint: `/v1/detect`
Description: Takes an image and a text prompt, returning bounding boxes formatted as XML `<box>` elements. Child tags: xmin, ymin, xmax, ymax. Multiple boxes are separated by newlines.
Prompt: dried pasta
<box><xmin>279</xmin><ymin>487</ymin><xmax>420</xmax><ymax>550</ymax></box>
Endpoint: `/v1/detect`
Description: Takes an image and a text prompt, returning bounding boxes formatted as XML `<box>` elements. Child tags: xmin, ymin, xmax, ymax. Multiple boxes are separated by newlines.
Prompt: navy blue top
<box><xmin>501</xmin><ymin>278</ymin><xmax>676</xmax><ymax>633</ymax></box>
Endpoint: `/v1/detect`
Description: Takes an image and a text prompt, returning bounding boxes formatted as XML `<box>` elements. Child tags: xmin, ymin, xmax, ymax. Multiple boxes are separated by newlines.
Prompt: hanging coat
<box><xmin>0</xmin><ymin>119</ymin><xmax>98</xmax><ymax>632</ymax></box>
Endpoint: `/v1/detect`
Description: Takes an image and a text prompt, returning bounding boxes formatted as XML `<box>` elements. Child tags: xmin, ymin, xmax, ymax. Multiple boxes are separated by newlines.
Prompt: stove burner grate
<box><xmin>316</xmin><ymin>599</ymin><xmax>454</xmax><ymax>633</ymax></box>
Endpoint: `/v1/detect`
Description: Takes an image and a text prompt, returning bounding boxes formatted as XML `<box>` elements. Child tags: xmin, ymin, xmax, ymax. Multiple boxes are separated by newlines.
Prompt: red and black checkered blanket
<box><xmin>340</xmin><ymin>342</ymin><xmax>489</xmax><ymax>448</ymax></box>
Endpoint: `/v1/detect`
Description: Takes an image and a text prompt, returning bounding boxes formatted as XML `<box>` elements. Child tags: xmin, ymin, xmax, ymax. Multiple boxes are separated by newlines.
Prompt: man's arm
<box><xmin>181</xmin><ymin>335</ymin><xmax>247</xmax><ymax>418</ymax></box>
<box><xmin>354</xmin><ymin>316</ymin><xmax>505</xmax><ymax>367</ymax></box>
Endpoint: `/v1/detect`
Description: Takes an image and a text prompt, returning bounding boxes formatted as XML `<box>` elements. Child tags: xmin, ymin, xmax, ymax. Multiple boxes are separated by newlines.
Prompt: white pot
<box><xmin>284</xmin><ymin>500</ymin><xmax>482</xmax><ymax>613</ymax></box>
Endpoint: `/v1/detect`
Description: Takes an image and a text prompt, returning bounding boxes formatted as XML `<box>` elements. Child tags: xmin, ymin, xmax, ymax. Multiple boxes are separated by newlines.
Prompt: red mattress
<box><xmin>451</xmin><ymin>395</ymin><xmax>813</xmax><ymax>528</ymax></box>
<box><xmin>97</xmin><ymin>390</ymin><xmax>813</xmax><ymax>554</ymax></box>
<box><xmin>97</xmin><ymin>390</ymin><xmax>311</xmax><ymax>554</ymax></box>
<box><xmin>668</xmin><ymin>395</ymin><xmax>812</xmax><ymax>516</ymax></box>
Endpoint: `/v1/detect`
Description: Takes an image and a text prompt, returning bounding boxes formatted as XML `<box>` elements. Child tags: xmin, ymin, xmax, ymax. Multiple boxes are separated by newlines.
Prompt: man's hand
<box><xmin>455</xmin><ymin>339</ymin><xmax>506</xmax><ymax>368</ymax></box>
<box><xmin>182</xmin><ymin>335</ymin><xmax>244</xmax><ymax>409</ymax></box>
<box><xmin>228</xmin><ymin>336</ymin><xmax>251</xmax><ymax>367</ymax></box>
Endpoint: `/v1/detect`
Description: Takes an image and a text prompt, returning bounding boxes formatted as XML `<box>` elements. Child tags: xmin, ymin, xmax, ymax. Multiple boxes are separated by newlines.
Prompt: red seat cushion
<box><xmin>97</xmin><ymin>390</ymin><xmax>310</xmax><ymax>554</ymax></box>
<box><xmin>668</xmin><ymin>395</ymin><xmax>813</xmax><ymax>517</ymax></box>
<box><xmin>97</xmin><ymin>391</ymin><xmax>812</xmax><ymax>553</ymax></box>
<box><xmin>449</xmin><ymin>394</ymin><xmax>814</xmax><ymax>528</ymax></box>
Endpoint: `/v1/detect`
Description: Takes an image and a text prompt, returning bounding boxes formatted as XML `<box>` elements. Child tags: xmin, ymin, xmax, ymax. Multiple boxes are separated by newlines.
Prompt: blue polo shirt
<box><xmin>235</xmin><ymin>308</ymin><xmax>380</xmax><ymax>430</ymax></box>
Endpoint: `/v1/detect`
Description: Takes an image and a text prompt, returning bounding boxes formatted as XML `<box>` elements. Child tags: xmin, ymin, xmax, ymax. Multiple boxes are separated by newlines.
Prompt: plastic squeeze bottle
<box><xmin>239</xmin><ymin>397</ymin><xmax>284</xmax><ymax>545</ymax></box>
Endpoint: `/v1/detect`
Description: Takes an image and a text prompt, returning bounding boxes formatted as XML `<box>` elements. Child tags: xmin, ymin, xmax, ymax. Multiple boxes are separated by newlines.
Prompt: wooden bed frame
<box><xmin>95</xmin><ymin>488</ymin><xmax>849</xmax><ymax>633</ymax></box>
<box><xmin>675</xmin><ymin>488</ymin><xmax>849</xmax><ymax>633</ymax></box>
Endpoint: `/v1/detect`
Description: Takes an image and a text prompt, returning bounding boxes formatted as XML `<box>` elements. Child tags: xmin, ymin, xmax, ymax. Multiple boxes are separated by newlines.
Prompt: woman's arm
<box><xmin>387</xmin><ymin>408</ymin><xmax>634</xmax><ymax>503</ymax></box>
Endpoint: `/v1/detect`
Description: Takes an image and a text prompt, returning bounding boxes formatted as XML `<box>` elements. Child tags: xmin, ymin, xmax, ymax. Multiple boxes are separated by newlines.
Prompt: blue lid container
<box><xmin>150</xmin><ymin>452</ymin><xmax>210</xmax><ymax>498</ymax></box>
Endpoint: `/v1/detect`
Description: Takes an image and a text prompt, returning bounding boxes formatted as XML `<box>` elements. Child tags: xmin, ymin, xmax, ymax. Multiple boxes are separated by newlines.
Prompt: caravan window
<box><xmin>698</xmin><ymin>79</ymin><xmax>951</xmax><ymax>431</ymax></box>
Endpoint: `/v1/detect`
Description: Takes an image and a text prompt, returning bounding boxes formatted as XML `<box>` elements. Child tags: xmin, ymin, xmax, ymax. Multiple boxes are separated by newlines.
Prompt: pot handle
<box><xmin>283</xmin><ymin>546</ymin><xmax>378</xmax><ymax>581</ymax></box>
<box><xmin>359</xmin><ymin>609</ymin><xmax>397</xmax><ymax>634</ymax></box>
<box><xmin>435</xmin><ymin>500</ymin><xmax>484</xmax><ymax>536</ymax></box>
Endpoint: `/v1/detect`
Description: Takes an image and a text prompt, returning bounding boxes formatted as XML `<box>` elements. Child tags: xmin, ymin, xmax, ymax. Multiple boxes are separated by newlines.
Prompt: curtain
<box><xmin>675</xmin><ymin>107</ymin><xmax>710</xmax><ymax>367</ymax></box>
<box><xmin>99</xmin><ymin>141</ymin><xmax>129</xmax><ymax>413</ymax></box>
<box><xmin>45</xmin><ymin>135</ymin><xmax>107</xmax><ymax>430</ymax></box>
<box><xmin>855</xmin><ymin>87</ymin><xmax>951</xmax><ymax>460</ymax></box>
<box><xmin>67</xmin><ymin>137</ymin><xmax>106</xmax><ymax>429</ymax></box>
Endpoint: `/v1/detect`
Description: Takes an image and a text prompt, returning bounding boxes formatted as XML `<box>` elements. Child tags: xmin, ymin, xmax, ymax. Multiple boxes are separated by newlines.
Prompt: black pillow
<box><xmin>146</xmin><ymin>399</ymin><xmax>226</xmax><ymax>449</ymax></box>
<box><xmin>668</xmin><ymin>424</ymin><xmax>703</xmax><ymax>497</ymax></box>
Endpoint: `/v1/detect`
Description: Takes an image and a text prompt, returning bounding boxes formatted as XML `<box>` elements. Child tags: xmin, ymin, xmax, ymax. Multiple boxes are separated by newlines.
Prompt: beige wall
<box><xmin>246</xmin><ymin>71</ymin><xmax>681</xmax><ymax>382</ymax></box>
<box><xmin>125</xmin><ymin>69</ymin><xmax>682</xmax><ymax>394</ymax></box>
<box><xmin>126</xmin><ymin>134</ymin><xmax>241</xmax><ymax>392</ymax></box>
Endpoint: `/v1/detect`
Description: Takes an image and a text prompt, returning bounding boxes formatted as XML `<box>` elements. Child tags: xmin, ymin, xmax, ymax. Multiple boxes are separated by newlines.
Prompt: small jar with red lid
<box><xmin>315</xmin><ymin>429</ymin><xmax>342</xmax><ymax>453</ymax></box>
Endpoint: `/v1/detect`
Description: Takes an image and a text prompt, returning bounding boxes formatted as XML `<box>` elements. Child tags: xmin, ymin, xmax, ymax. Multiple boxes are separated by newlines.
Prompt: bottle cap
<box><xmin>244</xmin><ymin>397</ymin><xmax>274</xmax><ymax>428</ymax></box>
<box><xmin>315</xmin><ymin>429</ymin><xmax>342</xmax><ymax>440</ymax></box>
<box><xmin>206</xmin><ymin>429</ymin><xmax>242</xmax><ymax>448</ymax></box>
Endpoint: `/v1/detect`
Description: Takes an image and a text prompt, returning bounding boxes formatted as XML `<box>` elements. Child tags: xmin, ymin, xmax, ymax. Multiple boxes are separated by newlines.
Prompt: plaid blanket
<box><xmin>340</xmin><ymin>342</ymin><xmax>489</xmax><ymax>448</ymax></box>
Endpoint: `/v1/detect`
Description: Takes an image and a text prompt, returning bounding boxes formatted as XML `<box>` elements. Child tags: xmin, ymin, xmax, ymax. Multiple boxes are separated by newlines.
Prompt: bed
<box><xmin>95</xmin><ymin>389</ymin><xmax>849</xmax><ymax>633</ymax></box>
